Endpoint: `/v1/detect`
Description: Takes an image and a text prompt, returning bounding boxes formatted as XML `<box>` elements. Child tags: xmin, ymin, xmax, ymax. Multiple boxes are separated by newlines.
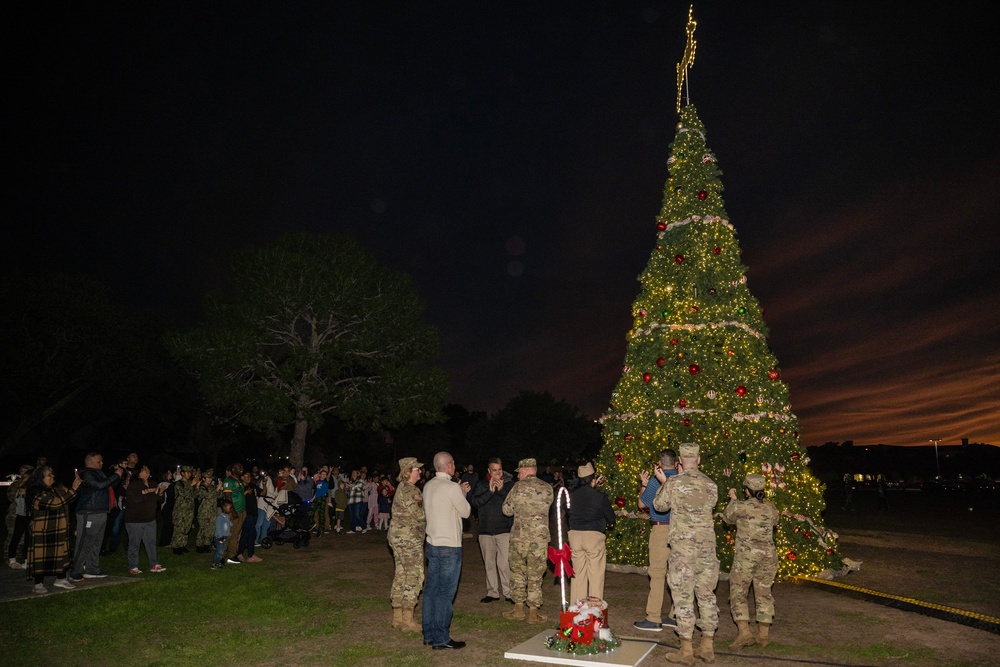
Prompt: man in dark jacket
<box><xmin>567</xmin><ymin>461</ymin><xmax>616</xmax><ymax>602</ymax></box>
<box><xmin>69</xmin><ymin>452</ymin><xmax>122</xmax><ymax>581</ymax></box>
<box><xmin>470</xmin><ymin>457</ymin><xmax>514</xmax><ymax>603</ymax></box>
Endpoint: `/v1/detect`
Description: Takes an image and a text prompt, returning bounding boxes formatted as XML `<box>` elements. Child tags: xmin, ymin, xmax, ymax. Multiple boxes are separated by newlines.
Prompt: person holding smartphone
<box><xmin>633</xmin><ymin>448</ymin><xmax>679</xmax><ymax>632</ymax></box>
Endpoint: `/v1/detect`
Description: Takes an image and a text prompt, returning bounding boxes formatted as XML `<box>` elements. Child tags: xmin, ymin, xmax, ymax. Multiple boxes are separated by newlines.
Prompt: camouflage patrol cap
<box><xmin>180</xmin><ymin>465</ymin><xmax>194</xmax><ymax>473</ymax></box>
<box><xmin>517</xmin><ymin>458</ymin><xmax>537</xmax><ymax>469</ymax></box>
<box><xmin>677</xmin><ymin>442</ymin><xmax>699</xmax><ymax>459</ymax></box>
<box><xmin>744</xmin><ymin>474</ymin><xmax>765</xmax><ymax>491</ymax></box>
<box><xmin>398</xmin><ymin>456</ymin><xmax>424</xmax><ymax>472</ymax></box>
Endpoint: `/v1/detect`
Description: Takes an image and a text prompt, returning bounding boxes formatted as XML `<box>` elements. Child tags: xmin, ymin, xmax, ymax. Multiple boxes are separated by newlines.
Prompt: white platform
<box><xmin>504</xmin><ymin>630</ymin><xmax>657</xmax><ymax>666</ymax></box>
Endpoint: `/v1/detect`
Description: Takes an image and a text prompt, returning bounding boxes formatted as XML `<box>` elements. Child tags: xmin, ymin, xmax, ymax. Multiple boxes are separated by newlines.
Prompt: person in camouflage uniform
<box><xmin>195</xmin><ymin>471</ymin><xmax>223</xmax><ymax>553</ymax></box>
<box><xmin>388</xmin><ymin>456</ymin><xmax>426</xmax><ymax>633</ymax></box>
<box><xmin>723</xmin><ymin>473</ymin><xmax>779</xmax><ymax>650</ymax></box>
<box><xmin>501</xmin><ymin>457</ymin><xmax>553</xmax><ymax>624</ymax></box>
<box><xmin>653</xmin><ymin>442</ymin><xmax>719</xmax><ymax>665</ymax></box>
<box><xmin>170</xmin><ymin>466</ymin><xmax>196</xmax><ymax>555</ymax></box>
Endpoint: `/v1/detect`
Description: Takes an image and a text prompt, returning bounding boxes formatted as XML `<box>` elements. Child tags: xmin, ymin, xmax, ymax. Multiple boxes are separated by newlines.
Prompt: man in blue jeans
<box><xmin>421</xmin><ymin>451</ymin><xmax>471</xmax><ymax>649</ymax></box>
<box><xmin>70</xmin><ymin>452</ymin><xmax>123</xmax><ymax>581</ymax></box>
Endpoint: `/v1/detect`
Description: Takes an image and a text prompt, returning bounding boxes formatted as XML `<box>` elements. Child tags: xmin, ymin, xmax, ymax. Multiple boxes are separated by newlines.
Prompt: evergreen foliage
<box><xmin>595</xmin><ymin>106</ymin><xmax>843</xmax><ymax>579</ymax></box>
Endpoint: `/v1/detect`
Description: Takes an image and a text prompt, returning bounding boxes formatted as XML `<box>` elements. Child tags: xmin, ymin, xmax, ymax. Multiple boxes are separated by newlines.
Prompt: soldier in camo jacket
<box><xmin>723</xmin><ymin>473</ymin><xmax>779</xmax><ymax>651</ymax></box>
<box><xmin>501</xmin><ymin>457</ymin><xmax>553</xmax><ymax>624</ymax></box>
<box><xmin>653</xmin><ymin>442</ymin><xmax>720</xmax><ymax>665</ymax></box>
<box><xmin>388</xmin><ymin>456</ymin><xmax>426</xmax><ymax>633</ymax></box>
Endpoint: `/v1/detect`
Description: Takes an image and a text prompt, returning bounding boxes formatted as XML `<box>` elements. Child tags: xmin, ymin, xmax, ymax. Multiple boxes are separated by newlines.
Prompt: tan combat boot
<box><xmin>729</xmin><ymin>620</ymin><xmax>755</xmax><ymax>650</ymax></box>
<box><xmin>503</xmin><ymin>603</ymin><xmax>526</xmax><ymax>620</ymax></box>
<box><xmin>400</xmin><ymin>607</ymin><xmax>422</xmax><ymax>632</ymax></box>
<box><xmin>757</xmin><ymin>622</ymin><xmax>770</xmax><ymax>647</ymax></box>
<box><xmin>527</xmin><ymin>606</ymin><xmax>547</xmax><ymax>624</ymax></box>
<box><xmin>697</xmin><ymin>634</ymin><xmax>715</xmax><ymax>663</ymax></box>
<box><xmin>665</xmin><ymin>638</ymin><xmax>695</xmax><ymax>666</ymax></box>
<box><xmin>391</xmin><ymin>607</ymin><xmax>403</xmax><ymax>629</ymax></box>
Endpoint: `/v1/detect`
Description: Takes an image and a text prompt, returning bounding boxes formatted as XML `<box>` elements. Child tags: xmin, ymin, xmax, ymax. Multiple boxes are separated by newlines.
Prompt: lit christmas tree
<box><xmin>596</xmin><ymin>8</ymin><xmax>843</xmax><ymax>579</ymax></box>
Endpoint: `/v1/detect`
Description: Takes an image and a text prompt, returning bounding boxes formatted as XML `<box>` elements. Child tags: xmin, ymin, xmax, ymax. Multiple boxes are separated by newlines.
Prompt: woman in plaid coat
<box><xmin>26</xmin><ymin>466</ymin><xmax>82</xmax><ymax>594</ymax></box>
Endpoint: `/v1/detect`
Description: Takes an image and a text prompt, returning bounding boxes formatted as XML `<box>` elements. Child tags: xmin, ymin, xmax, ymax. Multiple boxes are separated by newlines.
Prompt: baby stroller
<box><xmin>259</xmin><ymin>491</ymin><xmax>311</xmax><ymax>549</ymax></box>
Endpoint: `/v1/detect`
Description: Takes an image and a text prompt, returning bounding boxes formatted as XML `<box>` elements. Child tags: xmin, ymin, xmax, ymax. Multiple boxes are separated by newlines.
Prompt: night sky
<box><xmin>9</xmin><ymin>3</ymin><xmax>999</xmax><ymax>448</ymax></box>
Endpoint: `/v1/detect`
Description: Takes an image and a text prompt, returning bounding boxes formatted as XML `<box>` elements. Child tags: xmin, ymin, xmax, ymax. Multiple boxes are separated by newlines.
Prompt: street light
<box><xmin>929</xmin><ymin>439</ymin><xmax>941</xmax><ymax>478</ymax></box>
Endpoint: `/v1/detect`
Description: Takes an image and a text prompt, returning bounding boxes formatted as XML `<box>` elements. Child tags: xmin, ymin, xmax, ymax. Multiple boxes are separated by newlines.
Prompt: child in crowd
<box><xmin>333</xmin><ymin>479</ymin><xmax>348</xmax><ymax>533</ymax></box>
<box><xmin>376</xmin><ymin>484</ymin><xmax>392</xmax><ymax>530</ymax></box>
<box><xmin>212</xmin><ymin>500</ymin><xmax>237</xmax><ymax>570</ymax></box>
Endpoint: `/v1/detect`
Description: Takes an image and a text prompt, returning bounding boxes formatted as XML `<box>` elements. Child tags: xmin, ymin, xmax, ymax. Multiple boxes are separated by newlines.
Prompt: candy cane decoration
<box><xmin>554</xmin><ymin>486</ymin><xmax>571</xmax><ymax>610</ymax></box>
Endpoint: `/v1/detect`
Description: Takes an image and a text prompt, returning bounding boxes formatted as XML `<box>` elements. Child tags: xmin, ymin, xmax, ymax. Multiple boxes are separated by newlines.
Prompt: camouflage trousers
<box><xmin>196</xmin><ymin>512</ymin><xmax>216</xmax><ymax>547</ymax></box>
<box><xmin>667</xmin><ymin>549</ymin><xmax>720</xmax><ymax>639</ymax></box>
<box><xmin>170</xmin><ymin>509</ymin><xmax>194</xmax><ymax>548</ymax></box>
<box><xmin>509</xmin><ymin>539</ymin><xmax>547</xmax><ymax>608</ymax></box>
<box><xmin>729</xmin><ymin>547</ymin><xmax>778</xmax><ymax>623</ymax></box>
<box><xmin>389</xmin><ymin>540</ymin><xmax>425</xmax><ymax>607</ymax></box>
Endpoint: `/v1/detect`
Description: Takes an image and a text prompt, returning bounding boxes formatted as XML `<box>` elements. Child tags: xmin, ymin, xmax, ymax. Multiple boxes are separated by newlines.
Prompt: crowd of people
<box><xmin>4</xmin><ymin>442</ymin><xmax>780</xmax><ymax>663</ymax></box>
<box><xmin>3</xmin><ymin>453</ymin><xmax>413</xmax><ymax>591</ymax></box>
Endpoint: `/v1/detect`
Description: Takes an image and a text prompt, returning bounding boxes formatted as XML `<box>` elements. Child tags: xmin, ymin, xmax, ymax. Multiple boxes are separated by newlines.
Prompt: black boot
<box><xmin>173</xmin><ymin>548</ymin><xmax>184</xmax><ymax>555</ymax></box>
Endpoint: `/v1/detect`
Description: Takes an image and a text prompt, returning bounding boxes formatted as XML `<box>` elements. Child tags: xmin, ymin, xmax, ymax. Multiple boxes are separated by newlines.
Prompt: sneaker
<box><xmin>346</xmin><ymin>530</ymin><xmax>354</xmax><ymax>535</ymax></box>
<box><xmin>53</xmin><ymin>578</ymin><xmax>76</xmax><ymax>590</ymax></box>
<box><xmin>354</xmin><ymin>526</ymin><xmax>362</xmax><ymax>532</ymax></box>
<box><xmin>660</xmin><ymin>616</ymin><xmax>678</xmax><ymax>629</ymax></box>
<box><xmin>68</xmin><ymin>574</ymin><xmax>85</xmax><ymax>583</ymax></box>
<box><xmin>634</xmin><ymin>619</ymin><xmax>663</xmax><ymax>632</ymax></box>
<box><xmin>361</xmin><ymin>528</ymin><xmax>369</xmax><ymax>533</ymax></box>
<box><xmin>248</xmin><ymin>555</ymin><xmax>262</xmax><ymax>563</ymax></box>
<box><xmin>236</xmin><ymin>555</ymin><xmax>247</xmax><ymax>562</ymax></box>
<box><xmin>8</xmin><ymin>559</ymin><xmax>21</xmax><ymax>569</ymax></box>
<box><xmin>128</xmin><ymin>567</ymin><xmax>142</xmax><ymax>575</ymax></box>
<box><xmin>150</xmin><ymin>564</ymin><xmax>167</xmax><ymax>573</ymax></box>
<box><xmin>83</xmin><ymin>571</ymin><xmax>108</xmax><ymax>579</ymax></box>
<box><xmin>226</xmin><ymin>558</ymin><xmax>241</xmax><ymax>565</ymax></box>
<box><xmin>33</xmin><ymin>583</ymin><xmax>48</xmax><ymax>594</ymax></box>
<box><xmin>210</xmin><ymin>563</ymin><xmax>221</xmax><ymax>570</ymax></box>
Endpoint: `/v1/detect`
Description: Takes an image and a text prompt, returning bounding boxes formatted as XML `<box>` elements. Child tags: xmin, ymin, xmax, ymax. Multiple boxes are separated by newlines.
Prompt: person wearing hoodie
<box><xmin>470</xmin><ymin>458</ymin><xmax>515</xmax><ymax>604</ymax></box>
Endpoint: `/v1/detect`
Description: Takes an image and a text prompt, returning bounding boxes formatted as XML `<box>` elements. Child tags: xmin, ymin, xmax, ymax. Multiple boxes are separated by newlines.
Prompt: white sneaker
<box><xmin>225</xmin><ymin>558</ymin><xmax>241</xmax><ymax>565</ymax></box>
<box><xmin>361</xmin><ymin>528</ymin><xmax>369</xmax><ymax>533</ymax></box>
<box><xmin>9</xmin><ymin>559</ymin><xmax>25</xmax><ymax>570</ymax></box>
<box><xmin>33</xmin><ymin>583</ymin><xmax>48</xmax><ymax>594</ymax></box>
<box><xmin>53</xmin><ymin>578</ymin><xmax>76</xmax><ymax>590</ymax></box>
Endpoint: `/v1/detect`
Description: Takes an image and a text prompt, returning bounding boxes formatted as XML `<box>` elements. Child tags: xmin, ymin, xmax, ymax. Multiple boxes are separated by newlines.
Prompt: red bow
<box><xmin>547</xmin><ymin>543</ymin><xmax>574</xmax><ymax>578</ymax></box>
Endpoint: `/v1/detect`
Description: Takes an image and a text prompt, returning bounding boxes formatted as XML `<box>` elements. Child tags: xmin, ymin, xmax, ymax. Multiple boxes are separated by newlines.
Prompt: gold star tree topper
<box><xmin>676</xmin><ymin>5</ymin><xmax>697</xmax><ymax>112</ymax></box>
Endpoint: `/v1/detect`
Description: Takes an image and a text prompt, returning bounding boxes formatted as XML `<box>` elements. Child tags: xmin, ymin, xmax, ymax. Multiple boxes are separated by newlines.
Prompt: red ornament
<box><xmin>681</xmin><ymin>418</ymin><xmax>691</xmax><ymax>427</ymax></box>
<box><xmin>688</xmin><ymin>364</ymin><xmax>699</xmax><ymax>375</ymax></box>
<box><xmin>670</xmin><ymin>338</ymin><xmax>679</xmax><ymax>346</ymax></box>
<box><xmin>697</xmin><ymin>190</ymin><xmax>707</xmax><ymax>200</ymax></box>
<box><xmin>689</xmin><ymin>305</ymin><xmax>698</xmax><ymax>313</ymax></box>
<box><xmin>615</xmin><ymin>496</ymin><xmax>626</xmax><ymax>508</ymax></box>
<box><xmin>713</xmin><ymin>246</ymin><xmax>721</xmax><ymax>255</ymax></box>
<box><xmin>735</xmin><ymin>385</ymin><xmax>747</xmax><ymax>396</ymax></box>
<box><xmin>727</xmin><ymin>349</ymin><xmax>735</xmax><ymax>356</ymax></box>
<box><xmin>723</xmin><ymin>431</ymin><xmax>730</xmax><ymax>439</ymax></box>
<box><xmin>614</xmin><ymin>452</ymin><xmax>624</xmax><ymax>463</ymax></box>
<box><xmin>678</xmin><ymin>398</ymin><xmax>688</xmax><ymax>408</ymax></box>
<box><xmin>657</xmin><ymin>222</ymin><xmax>667</xmax><ymax>231</ymax></box>
<box><xmin>656</xmin><ymin>357</ymin><xmax>666</xmax><ymax>368</ymax></box>
<box><xmin>791</xmin><ymin>452</ymin><xmax>800</xmax><ymax>462</ymax></box>
<box><xmin>792</xmin><ymin>432</ymin><xmax>799</xmax><ymax>439</ymax></box>
<box><xmin>643</xmin><ymin>372</ymin><xmax>652</xmax><ymax>383</ymax></box>
<box><xmin>803</xmin><ymin>531</ymin><xmax>812</xmax><ymax>539</ymax></box>
<box><xmin>702</xmin><ymin>154</ymin><xmax>713</xmax><ymax>163</ymax></box>
<box><xmin>827</xmin><ymin>548</ymin><xmax>835</xmax><ymax>555</ymax></box>
<box><xmin>625</xmin><ymin>433</ymin><xmax>633</xmax><ymax>442</ymax></box>
<box><xmin>786</xmin><ymin>551</ymin><xmax>797</xmax><ymax>561</ymax></box>
<box><xmin>674</xmin><ymin>254</ymin><xmax>685</xmax><ymax>264</ymax></box>
<box><xmin>639</xmin><ymin>309</ymin><xmax>647</xmax><ymax>318</ymax></box>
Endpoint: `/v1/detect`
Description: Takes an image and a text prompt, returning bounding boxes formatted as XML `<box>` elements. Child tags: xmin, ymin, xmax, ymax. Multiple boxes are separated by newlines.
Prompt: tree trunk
<box><xmin>289</xmin><ymin>418</ymin><xmax>309</xmax><ymax>469</ymax></box>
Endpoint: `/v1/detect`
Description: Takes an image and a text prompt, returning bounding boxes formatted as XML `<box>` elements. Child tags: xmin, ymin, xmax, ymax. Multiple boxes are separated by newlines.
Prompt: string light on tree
<box><xmin>595</xmin><ymin>6</ymin><xmax>843</xmax><ymax>580</ymax></box>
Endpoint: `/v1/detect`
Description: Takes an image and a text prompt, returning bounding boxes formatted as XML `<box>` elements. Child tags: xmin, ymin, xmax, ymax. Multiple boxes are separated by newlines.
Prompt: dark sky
<box><xmin>10</xmin><ymin>2</ymin><xmax>999</xmax><ymax>448</ymax></box>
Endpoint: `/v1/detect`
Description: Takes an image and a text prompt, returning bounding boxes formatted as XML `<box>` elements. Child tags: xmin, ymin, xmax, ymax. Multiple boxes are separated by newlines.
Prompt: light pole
<box><xmin>929</xmin><ymin>439</ymin><xmax>941</xmax><ymax>478</ymax></box>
